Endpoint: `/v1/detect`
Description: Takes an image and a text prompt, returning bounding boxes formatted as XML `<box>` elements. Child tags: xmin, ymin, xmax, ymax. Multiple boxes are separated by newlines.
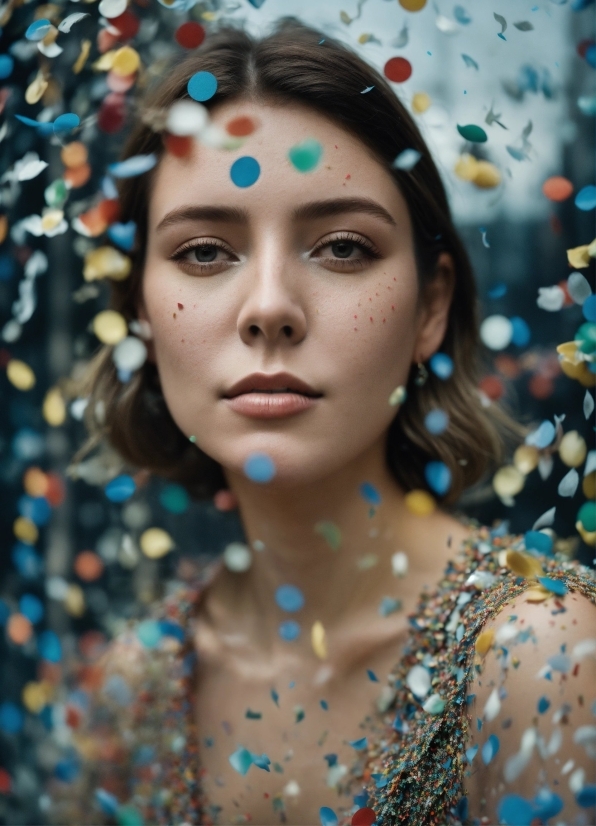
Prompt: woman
<box><xmin>49</xmin><ymin>19</ymin><xmax>596</xmax><ymax>826</ymax></box>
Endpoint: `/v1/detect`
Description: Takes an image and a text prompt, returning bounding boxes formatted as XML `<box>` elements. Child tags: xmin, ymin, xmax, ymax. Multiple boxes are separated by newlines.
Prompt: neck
<box><xmin>222</xmin><ymin>439</ymin><xmax>466</xmax><ymax>643</ymax></box>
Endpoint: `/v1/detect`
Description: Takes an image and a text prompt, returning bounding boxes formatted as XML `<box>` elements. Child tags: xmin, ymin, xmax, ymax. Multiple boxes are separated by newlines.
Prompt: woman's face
<box><xmin>141</xmin><ymin>100</ymin><xmax>451</xmax><ymax>488</ymax></box>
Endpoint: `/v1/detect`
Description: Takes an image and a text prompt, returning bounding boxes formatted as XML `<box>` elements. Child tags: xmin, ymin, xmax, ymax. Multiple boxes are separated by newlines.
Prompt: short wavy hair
<box><xmin>71</xmin><ymin>17</ymin><xmax>527</xmax><ymax>504</ymax></box>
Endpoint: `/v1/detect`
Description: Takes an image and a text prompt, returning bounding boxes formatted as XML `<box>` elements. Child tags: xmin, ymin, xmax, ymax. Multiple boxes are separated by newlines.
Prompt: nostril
<box><xmin>249</xmin><ymin>324</ymin><xmax>259</xmax><ymax>336</ymax></box>
<box><xmin>282</xmin><ymin>325</ymin><xmax>292</xmax><ymax>338</ymax></box>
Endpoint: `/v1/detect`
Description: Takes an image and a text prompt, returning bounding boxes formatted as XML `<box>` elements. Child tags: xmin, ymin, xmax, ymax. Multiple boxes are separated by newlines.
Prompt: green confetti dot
<box><xmin>457</xmin><ymin>123</ymin><xmax>488</xmax><ymax>143</ymax></box>
<box><xmin>288</xmin><ymin>139</ymin><xmax>323</xmax><ymax>173</ymax></box>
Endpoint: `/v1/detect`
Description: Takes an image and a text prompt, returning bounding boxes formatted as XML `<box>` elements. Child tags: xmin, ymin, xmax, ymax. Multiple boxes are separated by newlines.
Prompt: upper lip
<box><xmin>223</xmin><ymin>372</ymin><xmax>322</xmax><ymax>398</ymax></box>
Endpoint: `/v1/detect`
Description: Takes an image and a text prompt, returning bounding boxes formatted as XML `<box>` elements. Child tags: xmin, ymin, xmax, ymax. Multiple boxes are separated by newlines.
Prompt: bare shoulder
<box><xmin>464</xmin><ymin>586</ymin><xmax>596</xmax><ymax>824</ymax></box>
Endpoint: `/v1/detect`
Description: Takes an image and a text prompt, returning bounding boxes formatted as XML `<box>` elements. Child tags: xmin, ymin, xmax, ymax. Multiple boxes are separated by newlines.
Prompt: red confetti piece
<box><xmin>578</xmin><ymin>38</ymin><xmax>594</xmax><ymax>59</ymax></box>
<box><xmin>478</xmin><ymin>375</ymin><xmax>504</xmax><ymax>401</ymax></box>
<box><xmin>384</xmin><ymin>56</ymin><xmax>412</xmax><ymax>83</ymax></box>
<box><xmin>111</xmin><ymin>10</ymin><xmax>140</xmax><ymax>41</ymax></box>
<box><xmin>97</xmin><ymin>94</ymin><xmax>126</xmax><ymax>134</ymax></box>
<box><xmin>226</xmin><ymin>115</ymin><xmax>256</xmax><ymax>137</ymax></box>
<box><xmin>45</xmin><ymin>472</ymin><xmax>65</xmax><ymax>508</ymax></box>
<box><xmin>542</xmin><ymin>176</ymin><xmax>573</xmax><ymax>202</ymax></box>
<box><xmin>175</xmin><ymin>21</ymin><xmax>205</xmax><ymax>49</ymax></box>
<box><xmin>352</xmin><ymin>808</ymin><xmax>377</xmax><ymax>826</ymax></box>
<box><xmin>528</xmin><ymin>374</ymin><xmax>554</xmax><ymax>400</ymax></box>
<box><xmin>0</xmin><ymin>768</ymin><xmax>11</xmax><ymax>794</ymax></box>
<box><xmin>163</xmin><ymin>133</ymin><xmax>193</xmax><ymax>158</ymax></box>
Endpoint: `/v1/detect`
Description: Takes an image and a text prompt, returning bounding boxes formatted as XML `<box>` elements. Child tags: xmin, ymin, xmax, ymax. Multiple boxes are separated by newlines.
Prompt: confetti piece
<box><xmin>351</xmin><ymin>808</ymin><xmax>376</xmax><ymax>826</ymax></box>
<box><xmin>513</xmin><ymin>21</ymin><xmax>533</xmax><ymax>31</ymax></box>
<box><xmin>288</xmin><ymin>139</ymin><xmax>323</xmax><ymax>172</ymax></box>
<box><xmin>429</xmin><ymin>353</ymin><xmax>453</xmax><ymax>378</ymax></box>
<box><xmin>139</xmin><ymin>527</ymin><xmax>174</xmax><ymax>559</ymax></box>
<box><xmin>175</xmin><ymin>21</ymin><xmax>205</xmax><ymax>49</ymax></box>
<box><xmin>537</xmin><ymin>576</ymin><xmax>568</xmax><ymax>596</ymax></box>
<box><xmin>7</xmin><ymin>360</ymin><xmax>35</xmax><ymax>390</ymax></box>
<box><xmin>279</xmin><ymin>620</ymin><xmax>301</xmax><ymax>641</ymax></box>
<box><xmin>314</xmin><ymin>521</ymin><xmax>342</xmax><ymax>550</ymax></box>
<box><xmin>505</xmin><ymin>549</ymin><xmax>544</xmax><ymax>578</ymax></box>
<box><xmin>104</xmin><ymin>475</ymin><xmax>136</xmax><ymax>502</ymax></box>
<box><xmin>542</xmin><ymin>176</ymin><xmax>573</xmax><ymax>202</ymax></box>
<box><xmin>108</xmin><ymin>154</ymin><xmax>157</xmax><ymax>178</ymax></box>
<box><xmin>276</xmin><ymin>585</ymin><xmax>304</xmax><ymax>612</ymax></box>
<box><xmin>524</xmin><ymin>530</ymin><xmax>553</xmax><ymax>554</ymax></box>
<box><xmin>348</xmin><ymin>736</ymin><xmax>368</xmax><ymax>750</ymax></box>
<box><xmin>424</xmin><ymin>461</ymin><xmax>451</xmax><ymax>496</ymax></box>
<box><xmin>229</xmin><ymin>746</ymin><xmax>253</xmax><ymax>775</ymax></box>
<box><xmin>319</xmin><ymin>807</ymin><xmax>339</xmax><ymax>826</ymax></box>
<box><xmin>384</xmin><ymin>57</ymin><xmax>412</xmax><ymax>83</ymax></box>
<box><xmin>406</xmin><ymin>664</ymin><xmax>431</xmax><ymax>699</ymax></box>
<box><xmin>422</xmin><ymin>693</ymin><xmax>446</xmax><ymax>714</ymax></box>
<box><xmin>424</xmin><ymin>409</ymin><xmax>449</xmax><ymax>434</ymax></box>
<box><xmin>404</xmin><ymin>489</ymin><xmax>435</xmax><ymax>516</ymax></box>
<box><xmin>457</xmin><ymin>124</ymin><xmax>488</xmax><ymax>143</ymax></box>
<box><xmin>391</xmin><ymin>149</ymin><xmax>421</xmax><ymax>170</ymax></box>
<box><xmin>461</xmin><ymin>54</ymin><xmax>479</xmax><ymax>70</ymax></box>
<box><xmin>92</xmin><ymin>310</ymin><xmax>127</xmax><ymax>344</ymax></box>
<box><xmin>475</xmin><ymin>629</ymin><xmax>495</xmax><ymax>656</ymax></box>
<box><xmin>480</xmin><ymin>315</ymin><xmax>513</xmax><ymax>349</ymax></box>
<box><xmin>412</xmin><ymin>92</ymin><xmax>431</xmax><ymax>113</ymax></box>
<box><xmin>575</xmin><ymin>185</ymin><xmax>596</xmax><ymax>211</ymax></box>
<box><xmin>482</xmin><ymin>733</ymin><xmax>500</xmax><ymax>765</ymax></box>
<box><xmin>311</xmin><ymin>621</ymin><xmax>327</xmax><ymax>659</ymax></box>
<box><xmin>244</xmin><ymin>452</ymin><xmax>275</xmax><ymax>482</ymax></box>
<box><xmin>558</xmin><ymin>468</ymin><xmax>579</xmax><ymax>497</ymax></box>
<box><xmin>223</xmin><ymin>542</ymin><xmax>252</xmax><ymax>572</ymax></box>
<box><xmin>559</xmin><ymin>431</ymin><xmax>587</xmax><ymax>467</ymax></box>
<box><xmin>230</xmin><ymin>156</ymin><xmax>261</xmax><ymax>188</ymax></box>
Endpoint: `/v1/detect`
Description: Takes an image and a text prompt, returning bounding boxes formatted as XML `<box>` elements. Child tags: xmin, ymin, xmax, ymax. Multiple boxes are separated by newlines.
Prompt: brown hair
<box><xmin>72</xmin><ymin>17</ymin><xmax>527</xmax><ymax>504</ymax></box>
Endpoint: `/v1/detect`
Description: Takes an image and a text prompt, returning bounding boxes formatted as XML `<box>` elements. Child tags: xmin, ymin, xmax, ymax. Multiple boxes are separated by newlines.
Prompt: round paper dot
<box><xmin>230</xmin><ymin>156</ymin><xmax>261</xmax><ymax>188</ymax></box>
<box><xmin>187</xmin><ymin>71</ymin><xmax>218</xmax><ymax>102</ymax></box>
<box><xmin>140</xmin><ymin>527</ymin><xmax>175</xmax><ymax>559</ymax></box>
<box><xmin>275</xmin><ymin>584</ymin><xmax>305</xmax><ymax>612</ymax></box>
<box><xmin>424</xmin><ymin>409</ymin><xmax>449</xmax><ymax>435</ymax></box>
<box><xmin>412</xmin><ymin>92</ymin><xmax>431</xmax><ymax>113</ymax></box>
<box><xmin>424</xmin><ymin>461</ymin><xmax>451</xmax><ymax>496</ymax></box>
<box><xmin>93</xmin><ymin>310</ymin><xmax>127</xmax><ymax>344</ymax></box>
<box><xmin>74</xmin><ymin>551</ymin><xmax>104</xmax><ymax>581</ymax></box>
<box><xmin>384</xmin><ymin>57</ymin><xmax>412</xmax><ymax>83</ymax></box>
<box><xmin>111</xmin><ymin>46</ymin><xmax>140</xmax><ymax>77</ymax></box>
<box><xmin>288</xmin><ymin>139</ymin><xmax>323</xmax><ymax>173</ymax></box>
<box><xmin>279</xmin><ymin>620</ymin><xmax>301</xmax><ymax>641</ymax></box>
<box><xmin>578</xmin><ymin>501</ymin><xmax>596</xmax><ymax>532</ymax></box>
<box><xmin>244</xmin><ymin>452</ymin><xmax>275</xmax><ymax>482</ymax></box>
<box><xmin>399</xmin><ymin>0</ymin><xmax>427</xmax><ymax>9</ymax></box>
<box><xmin>480</xmin><ymin>314</ymin><xmax>513</xmax><ymax>350</ymax></box>
<box><xmin>61</xmin><ymin>141</ymin><xmax>88</xmax><ymax>168</ymax></box>
<box><xmin>7</xmin><ymin>359</ymin><xmax>35</xmax><ymax>390</ymax></box>
<box><xmin>542</xmin><ymin>176</ymin><xmax>573</xmax><ymax>202</ymax></box>
<box><xmin>223</xmin><ymin>542</ymin><xmax>252</xmax><ymax>572</ymax></box>
<box><xmin>429</xmin><ymin>352</ymin><xmax>453</xmax><ymax>379</ymax></box>
<box><xmin>575</xmin><ymin>185</ymin><xmax>596</xmax><ymax>211</ymax></box>
<box><xmin>175</xmin><ymin>21</ymin><xmax>205</xmax><ymax>49</ymax></box>
<box><xmin>112</xmin><ymin>336</ymin><xmax>147</xmax><ymax>371</ymax></box>
<box><xmin>7</xmin><ymin>613</ymin><xmax>33</xmax><ymax>644</ymax></box>
<box><xmin>226</xmin><ymin>116</ymin><xmax>257</xmax><ymax>137</ymax></box>
<box><xmin>404</xmin><ymin>489</ymin><xmax>436</xmax><ymax>516</ymax></box>
<box><xmin>493</xmin><ymin>465</ymin><xmax>525</xmax><ymax>497</ymax></box>
<box><xmin>0</xmin><ymin>55</ymin><xmax>14</xmax><ymax>79</ymax></box>
<box><xmin>19</xmin><ymin>594</ymin><xmax>43</xmax><ymax>624</ymax></box>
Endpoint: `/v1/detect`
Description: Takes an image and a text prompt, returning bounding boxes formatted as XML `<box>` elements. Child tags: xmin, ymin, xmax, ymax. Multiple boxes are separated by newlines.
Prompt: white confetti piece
<box><xmin>572</xmin><ymin>638</ymin><xmax>596</xmax><ymax>661</ymax></box>
<box><xmin>585</xmin><ymin>450</ymin><xmax>596</xmax><ymax>477</ymax></box>
<box><xmin>532</xmin><ymin>507</ymin><xmax>556</xmax><ymax>531</ymax></box>
<box><xmin>37</xmin><ymin>41</ymin><xmax>63</xmax><ymax>58</ymax></box>
<box><xmin>58</xmin><ymin>12</ymin><xmax>89</xmax><ymax>32</ymax></box>
<box><xmin>584</xmin><ymin>391</ymin><xmax>595</xmax><ymax>420</ymax></box>
<box><xmin>561</xmin><ymin>759</ymin><xmax>574</xmax><ymax>775</ymax></box>
<box><xmin>557</xmin><ymin>468</ymin><xmax>579</xmax><ymax>497</ymax></box>
<box><xmin>422</xmin><ymin>693</ymin><xmax>445</xmax><ymax>714</ymax></box>
<box><xmin>406</xmin><ymin>664</ymin><xmax>431</xmax><ymax>699</ymax></box>
<box><xmin>166</xmin><ymin>100</ymin><xmax>208</xmax><ymax>136</ymax></box>
<box><xmin>392</xmin><ymin>149</ymin><xmax>421</xmax><ymax>171</ymax></box>
<box><xmin>391</xmin><ymin>550</ymin><xmax>408</xmax><ymax>577</ymax></box>
<box><xmin>16</xmin><ymin>158</ymin><xmax>48</xmax><ymax>181</ymax></box>
<box><xmin>495</xmin><ymin>622</ymin><xmax>519</xmax><ymax>645</ymax></box>
<box><xmin>537</xmin><ymin>454</ymin><xmax>554</xmax><ymax>481</ymax></box>
<box><xmin>569</xmin><ymin>767</ymin><xmax>585</xmax><ymax>794</ymax></box>
<box><xmin>567</xmin><ymin>272</ymin><xmax>592</xmax><ymax>305</ymax></box>
<box><xmin>480</xmin><ymin>315</ymin><xmax>513</xmax><ymax>350</ymax></box>
<box><xmin>537</xmin><ymin>285</ymin><xmax>565</xmax><ymax>311</ymax></box>
<box><xmin>483</xmin><ymin>687</ymin><xmax>501</xmax><ymax>722</ymax></box>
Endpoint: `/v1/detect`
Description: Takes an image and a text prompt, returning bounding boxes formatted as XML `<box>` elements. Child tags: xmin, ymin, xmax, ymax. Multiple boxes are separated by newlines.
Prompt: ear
<box><xmin>412</xmin><ymin>251</ymin><xmax>456</xmax><ymax>363</ymax></box>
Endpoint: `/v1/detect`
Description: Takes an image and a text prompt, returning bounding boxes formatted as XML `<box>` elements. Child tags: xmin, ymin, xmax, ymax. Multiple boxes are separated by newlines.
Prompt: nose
<box><xmin>236</xmin><ymin>241</ymin><xmax>307</xmax><ymax>347</ymax></box>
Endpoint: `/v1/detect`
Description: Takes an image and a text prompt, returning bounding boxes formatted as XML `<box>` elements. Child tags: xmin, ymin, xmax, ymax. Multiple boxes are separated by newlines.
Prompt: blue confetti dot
<box><xmin>537</xmin><ymin>695</ymin><xmax>550</xmax><ymax>714</ymax></box>
<box><xmin>359</xmin><ymin>481</ymin><xmax>382</xmax><ymax>506</ymax></box>
<box><xmin>487</xmin><ymin>282</ymin><xmax>507</xmax><ymax>299</ymax></box>
<box><xmin>465</xmin><ymin>744</ymin><xmax>479</xmax><ymax>763</ymax></box>
<box><xmin>19</xmin><ymin>594</ymin><xmax>44</xmax><ymax>624</ymax></box>
<box><xmin>582</xmin><ymin>294</ymin><xmax>596</xmax><ymax>322</ymax></box>
<box><xmin>244</xmin><ymin>452</ymin><xmax>275</xmax><ymax>482</ymax></box>
<box><xmin>39</xmin><ymin>630</ymin><xmax>61</xmax><ymax>663</ymax></box>
<box><xmin>104</xmin><ymin>474</ymin><xmax>136</xmax><ymax>503</ymax></box>
<box><xmin>278</xmin><ymin>620</ymin><xmax>301</xmax><ymax>641</ymax></box>
<box><xmin>25</xmin><ymin>18</ymin><xmax>52</xmax><ymax>40</ymax></box>
<box><xmin>510</xmin><ymin>316</ymin><xmax>531</xmax><ymax>347</ymax></box>
<box><xmin>159</xmin><ymin>483</ymin><xmax>189</xmax><ymax>514</ymax></box>
<box><xmin>319</xmin><ymin>807</ymin><xmax>338</xmax><ymax>826</ymax></box>
<box><xmin>275</xmin><ymin>584</ymin><xmax>305</xmax><ymax>612</ymax></box>
<box><xmin>576</xmin><ymin>785</ymin><xmax>596</xmax><ymax>808</ymax></box>
<box><xmin>526</xmin><ymin>420</ymin><xmax>555</xmax><ymax>449</ymax></box>
<box><xmin>0</xmin><ymin>252</ymin><xmax>16</xmax><ymax>281</ymax></box>
<box><xmin>429</xmin><ymin>352</ymin><xmax>453</xmax><ymax>379</ymax></box>
<box><xmin>0</xmin><ymin>54</ymin><xmax>14</xmax><ymax>79</ymax></box>
<box><xmin>18</xmin><ymin>494</ymin><xmax>51</xmax><ymax>526</ymax></box>
<box><xmin>137</xmin><ymin>619</ymin><xmax>162</xmax><ymax>648</ymax></box>
<box><xmin>481</xmin><ymin>733</ymin><xmax>500</xmax><ymax>765</ymax></box>
<box><xmin>187</xmin><ymin>71</ymin><xmax>218</xmax><ymax>102</ymax></box>
<box><xmin>424</xmin><ymin>461</ymin><xmax>452</xmax><ymax>496</ymax></box>
<box><xmin>230</xmin><ymin>156</ymin><xmax>261</xmax><ymax>188</ymax></box>
<box><xmin>524</xmin><ymin>530</ymin><xmax>553</xmax><ymax>555</ymax></box>
<box><xmin>0</xmin><ymin>701</ymin><xmax>24</xmax><ymax>734</ymax></box>
<box><xmin>575</xmin><ymin>185</ymin><xmax>596</xmax><ymax>211</ymax></box>
<box><xmin>95</xmin><ymin>788</ymin><xmax>120</xmax><ymax>816</ymax></box>
<box><xmin>320</xmin><ymin>699</ymin><xmax>328</xmax><ymax>710</ymax></box>
<box><xmin>11</xmin><ymin>543</ymin><xmax>42</xmax><ymax>579</ymax></box>
<box><xmin>497</xmin><ymin>794</ymin><xmax>534</xmax><ymax>825</ymax></box>
<box><xmin>533</xmin><ymin>787</ymin><xmax>563</xmax><ymax>820</ymax></box>
<box><xmin>424</xmin><ymin>409</ymin><xmax>449</xmax><ymax>435</ymax></box>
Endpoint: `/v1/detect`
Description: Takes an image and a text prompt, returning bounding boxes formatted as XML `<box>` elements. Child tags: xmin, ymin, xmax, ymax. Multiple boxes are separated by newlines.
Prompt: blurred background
<box><xmin>0</xmin><ymin>0</ymin><xmax>594</xmax><ymax>822</ymax></box>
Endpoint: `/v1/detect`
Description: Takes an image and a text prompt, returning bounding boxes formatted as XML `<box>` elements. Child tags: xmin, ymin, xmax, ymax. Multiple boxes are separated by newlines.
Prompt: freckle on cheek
<box><xmin>173</xmin><ymin>312</ymin><xmax>177</xmax><ymax>318</ymax></box>
<box><xmin>178</xmin><ymin>303</ymin><xmax>184</xmax><ymax>310</ymax></box>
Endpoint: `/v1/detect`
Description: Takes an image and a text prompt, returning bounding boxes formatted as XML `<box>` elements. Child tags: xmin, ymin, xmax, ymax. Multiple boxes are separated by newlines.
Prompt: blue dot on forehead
<box><xmin>230</xmin><ymin>156</ymin><xmax>261</xmax><ymax>188</ymax></box>
<box><xmin>187</xmin><ymin>71</ymin><xmax>218</xmax><ymax>102</ymax></box>
<box><xmin>275</xmin><ymin>584</ymin><xmax>305</xmax><ymax>612</ymax></box>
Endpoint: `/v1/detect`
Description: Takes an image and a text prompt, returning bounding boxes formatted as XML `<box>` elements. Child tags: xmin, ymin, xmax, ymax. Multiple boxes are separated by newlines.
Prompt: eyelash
<box><xmin>170</xmin><ymin>231</ymin><xmax>382</xmax><ymax>273</ymax></box>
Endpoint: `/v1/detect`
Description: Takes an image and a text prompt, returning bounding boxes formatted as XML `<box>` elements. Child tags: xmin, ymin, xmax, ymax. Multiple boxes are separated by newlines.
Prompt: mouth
<box><xmin>223</xmin><ymin>372</ymin><xmax>322</xmax><ymax>399</ymax></box>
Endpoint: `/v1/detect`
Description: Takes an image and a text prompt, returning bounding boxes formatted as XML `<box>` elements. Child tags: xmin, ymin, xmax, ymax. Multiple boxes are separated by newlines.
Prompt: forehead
<box><xmin>148</xmin><ymin>100</ymin><xmax>411</xmax><ymax>229</ymax></box>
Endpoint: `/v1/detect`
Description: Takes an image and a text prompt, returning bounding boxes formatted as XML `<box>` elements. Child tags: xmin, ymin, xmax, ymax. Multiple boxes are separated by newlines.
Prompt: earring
<box><xmin>414</xmin><ymin>361</ymin><xmax>428</xmax><ymax>387</ymax></box>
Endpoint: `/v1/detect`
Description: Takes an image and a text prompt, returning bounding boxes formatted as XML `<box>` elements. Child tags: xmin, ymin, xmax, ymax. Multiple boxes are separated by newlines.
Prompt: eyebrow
<box><xmin>155</xmin><ymin>197</ymin><xmax>397</xmax><ymax>233</ymax></box>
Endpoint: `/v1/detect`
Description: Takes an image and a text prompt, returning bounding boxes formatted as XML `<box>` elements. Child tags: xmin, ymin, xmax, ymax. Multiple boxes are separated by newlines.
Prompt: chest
<box><xmin>192</xmin><ymin>629</ymin><xmax>409</xmax><ymax>824</ymax></box>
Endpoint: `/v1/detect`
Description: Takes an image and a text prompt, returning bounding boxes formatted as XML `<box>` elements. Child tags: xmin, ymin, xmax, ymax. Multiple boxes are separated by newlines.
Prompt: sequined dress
<box><xmin>48</xmin><ymin>520</ymin><xmax>596</xmax><ymax>826</ymax></box>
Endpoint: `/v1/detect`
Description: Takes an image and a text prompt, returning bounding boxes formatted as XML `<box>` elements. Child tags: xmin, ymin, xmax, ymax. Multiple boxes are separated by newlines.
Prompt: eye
<box><xmin>170</xmin><ymin>239</ymin><xmax>238</xmax><ymax>274</ymax></box>
<box><xmin>311</xmin><ymin>232</ymin><xmax>382</xmax><ymax>271</ymax></box>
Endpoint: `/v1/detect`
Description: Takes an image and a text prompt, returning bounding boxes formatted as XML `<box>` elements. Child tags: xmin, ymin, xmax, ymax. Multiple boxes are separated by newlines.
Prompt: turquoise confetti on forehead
<box><xmin>230</xmin><ymin>156</ymin><xmax>261</xmax><ymax>189</ymax></box>
<box><xmin>288</xmin><ymin>139</ymin><xmax>323</xmax><ymax>173</ymax></box>
<box><xmin>187</xmin><ymin>71</ymin><xmax>218</xmax><ymax>102</ymax></box>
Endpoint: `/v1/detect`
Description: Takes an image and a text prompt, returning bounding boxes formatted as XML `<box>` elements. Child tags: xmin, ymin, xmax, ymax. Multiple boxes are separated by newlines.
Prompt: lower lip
<box><xmin>225</xmin><ymin>393</ymin><xmax>319</xmax><ymax>418</ymax></box>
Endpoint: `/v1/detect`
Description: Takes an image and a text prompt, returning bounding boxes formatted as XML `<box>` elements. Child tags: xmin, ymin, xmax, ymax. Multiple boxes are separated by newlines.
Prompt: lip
<box><xmin>225</xmin><ymin>393</ymin><xmax>319</xmax><ymax>418</ymax></box>
<box><xmin>223</xmin><ymin>372</ymin><xmax>321</xmax><ymax>399</ymax></box>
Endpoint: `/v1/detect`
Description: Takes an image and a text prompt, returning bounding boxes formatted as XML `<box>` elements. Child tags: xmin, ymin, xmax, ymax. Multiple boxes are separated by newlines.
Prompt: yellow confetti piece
<box><xmin>64</xmin><ymin>583</ymin><xmax>85</xmax><ymax>617</ymax></box>
<box><xmin>41</xmin><ymin>209</ymin><xmax>64</xmax><ymax>233</ymax></box>
<box><xmin>404</xmin><ymin>489</ymin><xmax>436</xmax><ymax>516</ymax></box>
<box><xmin>92</xmin><ymin>50</ymin><xmax>116</xmax><ymax>72</ymax></box>
<box><xmin>25</xmin><ymin>70</ymin><xmax>49</xmax><ymax>105</ymax></box>
<box><xmin>505</xmin><ymin>549</ymin><xmax>544</xmax><ymax>579</ymax></box>
<box><xmin>399</xmin><ymin>0</ymin><xmax>427</xmax><ymax>9</ymax></box>
<box><xmin>493</xmin><ymin>465</ymin><xmax>525</xmax><ymax>498</ymax></box>
<box><xmin>42</xmin><ymin>387</ymin><xmax>66</xmax><ymax>426</ymax></box>
<box><xmin>559</xmin><ymin>431</ymin><xmax>587</xmax><ymax>468</ymax></box>
<box><xmin>14</xmin><ymin>516</ymin><xmax>38</xmax><ymax>544</ymax></box>
<box><xmin>311</xmin><ymin>620</ymin><xmax>327</xmax><ymax>659</ymax></box>
<box><xmin>140</xmin><ymin>527</ymin><xmax>175</xmax><ymax>559</ymax></box>
<box><xmin>583</xmin><ymin>472</ymin><xmax>595</xmax><ymax>500</ymax></box>
<box><xmin>7</xmin><ymin>359</ymin><xmax>36</xmax><ymax>390</ymax></box>
<box><xmin>73</xmin><ymin>39</ymin><xmax>91</xmax><ymax>74</ymax></box>
<box><xmin>92</xmin><ymin>309</ymin><xmax>128</xmax><ymax>345</ymax></box>
<box><xmin>0</xmin><ymin>215</ymin><xmax>8</xmax><ymax>245</ymax></box>
<box><xmin>454</xmin><ymin>153</ymin><xmax>478</xmax><ymax>182</ymax></box>
<box><xmin>412</xmin><ymin>92</ymin><xmax>431</xmax><ymax>113</ymax></box>
<box><xmin>566</xmin><ymin>244</ymin><xmax>592</xmax><ymax>269</ymax></box>
<box><xmin>556</xmin><ymin>341</ymin><xmax>581</xmax><ymax>365</ymax></box>
<box><xmin>513</xmin><ymin>445</ymin><xmax>539</xmax><ymax>475</ymax></box>
<box><xmin>475</xmin><ymin>629</ymin><xmax>495</xmax><ymax>656</ymax></box>
<box><xmin>472</xmin><ymin>161</ymin><xmax>501</xmax><ymax>189</ymax></box>
<box><xmin>111</xmin><ymin>46</ymin><xmax>140</xmax><ymax>77</ymax></box>
<box><xmin>524</xmin><ymin>586</ymin><xmax>552</xmax><ymax>603</ymax></box>
<box><xmin>22</xmin><ymin>680</ymin><xmax>53</xmax><ymax>713</ymax></box>
<box><xmin>83</xmin><ymin>246</ymin><xmax>131</xmax><ymax>282</ymax></box>
<box><xmin>576</xmin><ymin>521</ymin><xmax>596</xmax><ymax>547</ymax></box>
